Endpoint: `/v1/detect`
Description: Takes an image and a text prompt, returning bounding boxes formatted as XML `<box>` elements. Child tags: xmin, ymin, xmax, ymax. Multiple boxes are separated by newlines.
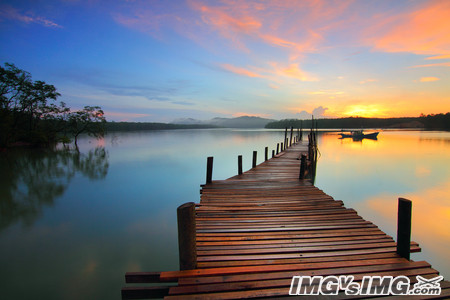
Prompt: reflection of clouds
<box><xmin>362</xmin><ymin>180</ymin><xmax>450</xmax><ymax>277</ymax></box>
<box><xmin>415</xmin><ymin>166</ymin><xmax>431</xmax><ymax>177</ymax></box>
<box><xmin>365</xmin><ymin>180</ymin><xmax>450</xmax><ymax>239</ymax></box>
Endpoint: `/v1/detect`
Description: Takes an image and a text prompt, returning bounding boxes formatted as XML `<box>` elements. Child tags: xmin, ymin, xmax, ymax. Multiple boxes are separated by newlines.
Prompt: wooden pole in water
<box><xmin>265</xmin><ymin>147</ymin><xmax>268</xmax><ymax>161</ymax></box>
<box><xmin>284</xmin><ymin>127</ymin><xmax>288</xmax><ymax>149</ymax></box>
<box><xmin>281</xmin><ymin>142</ymin><xmax>284</xmax><ymax>152</ymax></box>
<box><xmin>276</xmin><ymin>143</ymin><xmax>279</xmax><ymax>154</ymax></box>
<box><xmin>300</xmin><ymin>121</ymin><xmax>303</xmax><ymax>141</ymax></box>
<box><xmin>177</xmin><ymin>202</ymin><xmax>197</xmax><ymax>270</ymax></box>
<box><xmin>397</xmin><ymin>198</ymin><xmax>412</xmax><ymax>260</ymax></box>
<box><xmin>290</xmin><ymin>126</ymin><xmax>293</xmax><ymax>147</ymax></box>
<box><xmin>206</xmin><ymin>156</ymin><xmax>213</xmax><ymax>184</ymax></box>
<box><xmin>238</xmin><ymin>155</ymin><xmax>243</xmax><ymax>175</ymax></box>
<box><xmin>299</xmin><ymin>154</ymin><xmax>307</xmax><ymax>179</ymax></box>
<box><xmin>272</xmin><ymin>150</ymin><xmax>275</xmax><ymax>158</ymax></box>
<box><xmin>252</xmin><ymin>151</ymin><xmax>257</xmax><ymax>168</ymax></box>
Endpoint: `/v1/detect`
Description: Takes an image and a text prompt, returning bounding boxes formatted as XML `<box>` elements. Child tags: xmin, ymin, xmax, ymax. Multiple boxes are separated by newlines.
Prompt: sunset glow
<box><xmin>1</xmin><ymin>0</ymin><xmax>449</xmax><ymax>122</ymax></box>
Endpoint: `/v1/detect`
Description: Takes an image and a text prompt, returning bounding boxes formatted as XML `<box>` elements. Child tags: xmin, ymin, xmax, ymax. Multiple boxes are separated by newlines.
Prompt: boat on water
<box><xmin>339</xmin><ymin>130</ymin><xmax>379</xmax><ymax>140</ymax></box>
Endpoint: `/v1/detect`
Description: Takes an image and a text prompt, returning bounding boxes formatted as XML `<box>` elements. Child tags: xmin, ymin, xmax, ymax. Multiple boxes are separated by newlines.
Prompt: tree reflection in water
<box><xmin>0</xmin><ymin>147</ymin><xmax>109</xmax><ymax>231</ymax></box>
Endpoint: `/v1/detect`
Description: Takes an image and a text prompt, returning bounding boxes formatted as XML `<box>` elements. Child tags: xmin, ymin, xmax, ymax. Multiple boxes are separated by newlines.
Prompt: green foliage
<box><xmin>0</xmin><ymin>63</ymin><xmax>106</xmax><ymax>147</ymax></box>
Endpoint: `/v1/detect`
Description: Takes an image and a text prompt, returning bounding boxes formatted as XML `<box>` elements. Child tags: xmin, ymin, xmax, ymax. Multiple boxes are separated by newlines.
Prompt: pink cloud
<box><xmin>220</xmin><ymin>64</ymin><xmax>264</xmax><ymax>78</ymax></box>
<box><xmin>369</xmin><ymin>0</ymin><xmax>450</xmax><ymax>56</ymax></box>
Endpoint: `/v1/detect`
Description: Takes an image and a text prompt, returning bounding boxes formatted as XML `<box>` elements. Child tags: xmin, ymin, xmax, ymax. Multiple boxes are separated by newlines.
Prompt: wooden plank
<box><xmin>159</xmin><ymin>258</ymin><xmax>409</xmax><ymax>281</ymax></box>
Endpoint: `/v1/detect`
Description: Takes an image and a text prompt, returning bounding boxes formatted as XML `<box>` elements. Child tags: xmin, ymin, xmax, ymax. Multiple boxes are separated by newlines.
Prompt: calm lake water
<box><xmin>0</xmin><ymin>129</ymin><xmax>449</xmax><ymax>299</ymax></box>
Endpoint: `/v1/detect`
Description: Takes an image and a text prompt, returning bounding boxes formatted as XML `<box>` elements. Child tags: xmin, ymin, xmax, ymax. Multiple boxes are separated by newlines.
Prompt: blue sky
<box><xmin>1</xmin><ymin>0</ymin><xmax>449</xmax><ymax>122</ymax></box>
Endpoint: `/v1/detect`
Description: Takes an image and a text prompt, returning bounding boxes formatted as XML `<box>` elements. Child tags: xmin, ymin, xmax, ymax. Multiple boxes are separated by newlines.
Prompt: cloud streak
<box><xmin>420</xmin><ymin>77</ymin><xmax>440</xmax><ymax>82</ymax></box>
<box><xmin>220</xmin><ymin>64</ymin><xmax>264</xmax><ymax>78</ymax></box>
<box><xmin>0</xmin><ymin>4</ymin><xmax>62</xmax><ymax>28</ymax></box>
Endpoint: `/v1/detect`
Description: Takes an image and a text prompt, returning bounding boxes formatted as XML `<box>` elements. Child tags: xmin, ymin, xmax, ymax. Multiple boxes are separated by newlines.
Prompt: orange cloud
<box><xmin>359</xmin><ymin>79</ymin><xmax>378</xmax><ymax>84</ymax></box>
<box><xmin>220</xmin><ymin>64</ymin><xmax>264</xmax><ymax>78</ymax></box>
<box><xmin>411</xmin><ymin>62</ymin><xmax>450</xmax><ymax>68</ymax></box>
<box><xmin>425</xmin><ymin>54</ymin><xmax>450</xmax><ymax>60</ymax></box>
<box><xmin>268</xmin><ymin>83</ymin><xmax>279</xmax><ymax>89</ymax></box>
<box><xmin>272</xmin><ymin>63</ymin><xmax>318</xmax><ymax>82</ymax></box>
<box><xmin>370</xmin><ymin>0</ymin><xmax>450</xmax><ymax>56</ymax></box>
<box><xmin>420</xmin><ymin>77</ymin><xmax>440</xmax><ymax>82</ymax></box>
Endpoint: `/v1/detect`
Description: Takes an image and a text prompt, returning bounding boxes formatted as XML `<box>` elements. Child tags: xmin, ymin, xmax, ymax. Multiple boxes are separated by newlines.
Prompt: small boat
<box><xmin>339</xmin><ymin>130</ymin><xmax>379</xmax><ymax>140</ymax></box>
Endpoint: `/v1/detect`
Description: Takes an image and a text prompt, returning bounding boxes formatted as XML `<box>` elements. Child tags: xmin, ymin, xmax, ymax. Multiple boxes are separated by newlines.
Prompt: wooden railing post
<box><xmin>265</xmin><ymin>147</ymin><xmax>268</xmax><ymax>161</ymax></box>
<box><xmin>252</xmin><ymin>151</ymin><xmax>257</xmax><ymax>168</ymax></box>
<box><xmin>206</xmin><ymin>156</ymin><xmax>213</xmax><ymax>184</ymax></box>
<box><xmin>397</xmin><ymin>198</ymin><xmax>412</xmax><ymax>260</ymax></box>
<box><xmin>290</xmin><ymin>126</ymin><xmax>293</xmax><ymax>147</ymax></box>
<box><xmin>299</xmin><ymin>154</ymin><xmax>307</xmax><ymax>179</ymax></box>
<box><xmin>284</xmin><ymin>128</ymin><xmax>288</xmax><ymax>149</ymax></box>
<box><xmin>238</xmin><ymin>155</ymin><xmax>243</xmax><ymax>175</ymax></box>
<box><xmin>177</xmin><ymin>202</ymin><xmax>197</xmax><ymax>270</ymax></box>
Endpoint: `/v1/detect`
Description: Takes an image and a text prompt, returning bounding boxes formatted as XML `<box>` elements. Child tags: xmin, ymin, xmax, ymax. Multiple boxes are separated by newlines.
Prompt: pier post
<box><xmin>272</xmin><ymin>150</ymin><xmax>275</xmax><ymax>158</ymax></box>
<box><xmin>238</xmin><ymin>155</ymin><xmax>243</xmax><ymax>175</ymax></box>
<box><xmin>299</xmin><ymin>154</ymin><xmax>307</xmax><ymax>179</ymax></box>
<box><xmin>284</xmin><ymin>128</ymin><xmax>288</xmax><ymax>149</ymax></box>
<box><xmin>281</xmin><ymin>142</ymin><xmax>284</xmax><ymax>152</ymax></box>
<box><xmin>206</xmin><ymin>157</ymin><xmax>213</xmax><ymax>184</ymax></box>
<box><xmin>252</xmin><ymin>151</ymin><xmax>257</xmax><ymax>168</ymax></box>
<box><xmin>177</xmin><ymin>202</ymin><xmax>197</xmax><ymax>270</ymax></box>
<box><xmin>265</xmin><ymin>147</ymin><xmax>268</xmax><ymax>161</ymax></box>
<box><xmin>276</xmin><ymin>143</ymin><xmax>279</xmax><ymax>154</ymax></box>
<box><xmin>290</xmin><ymin>127</ymin><xmax>293</xmax><ymax>147</ymax></box>
<box><xmin>397</xmin><ymin>198</ymin><xmax>412</xmax><ymax>260</ymax></box>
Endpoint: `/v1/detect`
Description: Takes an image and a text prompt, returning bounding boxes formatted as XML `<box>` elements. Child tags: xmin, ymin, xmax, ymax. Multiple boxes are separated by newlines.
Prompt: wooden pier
<box><xmin>122</xmin><ymin>133</ymin><xmax>448</xmax><ymax>299</ymax></box>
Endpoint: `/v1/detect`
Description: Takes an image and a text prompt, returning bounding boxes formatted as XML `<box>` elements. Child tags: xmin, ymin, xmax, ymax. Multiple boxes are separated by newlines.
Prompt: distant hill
<box><xmin>265</xmin><ymin>113</ymin><xmax>450</xmax><ymax>130</ymax></box>
<box><xmin>172</xmin><ymin>116</ymin><xmax>275</xmax><ymax>128</ymax></box>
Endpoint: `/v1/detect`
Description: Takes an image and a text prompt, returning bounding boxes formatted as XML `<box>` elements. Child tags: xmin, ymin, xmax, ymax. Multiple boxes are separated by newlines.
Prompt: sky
<box><xmin>0</xmin><ymin>0</ymin><xmax>449</xmax><ymax>122</ymax></box>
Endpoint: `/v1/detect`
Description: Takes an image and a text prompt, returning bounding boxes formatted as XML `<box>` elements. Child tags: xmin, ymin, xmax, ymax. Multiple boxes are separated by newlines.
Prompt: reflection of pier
<box><xmin>121</xmin><ymin>130</ymin><xmax>448</xmax><ymax>299</ymax></box>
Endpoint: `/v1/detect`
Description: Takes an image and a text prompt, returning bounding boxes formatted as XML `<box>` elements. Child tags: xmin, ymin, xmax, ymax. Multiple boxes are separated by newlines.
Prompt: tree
<box><xmin>1</xmin><ymin>62</ymin><xmax>106</xmax><ymax>147</ymax></box>
<box><xmin>68</xmin><ymin>106</ymin><xmax>106</xmax><ymax>147</ymax></box>
<box><xmin>1</xmin><ymin>63</ymin><xmax>61</xmax><ymax>146</ymax></box>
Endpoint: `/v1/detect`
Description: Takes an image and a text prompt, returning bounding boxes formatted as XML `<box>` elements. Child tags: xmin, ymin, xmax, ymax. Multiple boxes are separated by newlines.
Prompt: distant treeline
<box><xmin>105</xmin><ymin>122</ymin><xmax>217</xmax><ymax>131</ymax></box>
<box><xmin>265</xmin><ymin>113</ymin><xmax>450</xmax><ymax>130</ymax></box>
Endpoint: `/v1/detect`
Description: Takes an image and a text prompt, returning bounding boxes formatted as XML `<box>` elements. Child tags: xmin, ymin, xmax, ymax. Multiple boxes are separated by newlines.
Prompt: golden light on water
<box><xmin>317</xmin><ymin>130</ymin><xmax>450</xmax><ymax>279</ymax></box>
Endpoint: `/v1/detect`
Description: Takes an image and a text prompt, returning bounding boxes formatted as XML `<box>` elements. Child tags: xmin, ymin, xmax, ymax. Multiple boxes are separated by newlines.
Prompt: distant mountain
<box><xmin>209</xmin><ymin>116</ymin><xmax>275</xmax><ymax>128</ymax></box>
<box><xmin>170</xmin><ymin>118</ymin><xmax>205</xmax><ymax>125</ymax></box>
<box><xmin>171</xmin><ymin>116</ymin><xmax>275</xmax><ymax>128</ymax></box>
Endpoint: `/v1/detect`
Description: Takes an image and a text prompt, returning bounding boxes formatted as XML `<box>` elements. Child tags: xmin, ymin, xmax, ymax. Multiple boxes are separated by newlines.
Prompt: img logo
<box><xmin>289</xmin><ymin>275</ymin><xmax>443</xmax><ymax>296</ymax></box>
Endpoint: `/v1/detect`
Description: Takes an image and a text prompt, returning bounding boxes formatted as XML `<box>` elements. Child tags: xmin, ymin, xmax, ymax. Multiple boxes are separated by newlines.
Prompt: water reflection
<box><xmin>0</xmin><ymin>147</ymin><xmax>109</xmax><ymax>231</ymax></box>
<box><xmin>315</xmin><ymin>130</ymin><xmax>450</xmax><ymax>279</ymax></box>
